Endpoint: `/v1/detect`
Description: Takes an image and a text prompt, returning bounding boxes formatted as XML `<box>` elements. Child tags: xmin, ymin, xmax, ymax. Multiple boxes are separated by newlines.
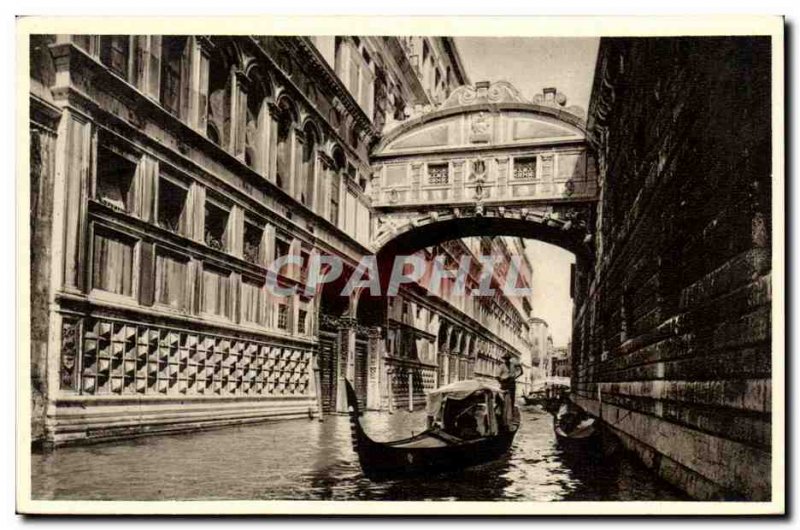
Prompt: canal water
<box><xmin>31</xmin><ymin>406</ymin><xmax>687</xmax><ymax>501</ymax></box>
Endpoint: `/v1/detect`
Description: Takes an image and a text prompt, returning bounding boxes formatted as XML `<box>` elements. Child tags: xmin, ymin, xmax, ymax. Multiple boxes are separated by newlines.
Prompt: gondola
<box><xmin>345</xmin><ymin>379</ymin><xmax>520</xmax><ymax>478</ymax></box>
<box><xmin>553</xmin><ymin>401</ymin><xmax>599</xmax><ymax>446</ymax></box>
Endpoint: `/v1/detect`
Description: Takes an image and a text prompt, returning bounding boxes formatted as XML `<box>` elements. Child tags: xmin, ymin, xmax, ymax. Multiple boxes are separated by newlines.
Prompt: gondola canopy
<box><xmin>425</xmin><ymin>379</ymin><xmax>503</xmax><ymax>417</ymax></box>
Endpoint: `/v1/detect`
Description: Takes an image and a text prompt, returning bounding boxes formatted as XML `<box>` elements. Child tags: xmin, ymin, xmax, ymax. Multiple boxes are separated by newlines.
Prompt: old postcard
<box><xmin>16</xmin><ymin>15</ymin><xmax>785</xmax><ymax>515</ymax></box>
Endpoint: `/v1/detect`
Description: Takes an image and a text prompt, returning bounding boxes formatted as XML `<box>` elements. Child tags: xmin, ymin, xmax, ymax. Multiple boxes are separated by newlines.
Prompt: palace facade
<box><xmin>29</xmin><ymin>34</ymin><xmax>534</xmax><ymax>446</ymax></box>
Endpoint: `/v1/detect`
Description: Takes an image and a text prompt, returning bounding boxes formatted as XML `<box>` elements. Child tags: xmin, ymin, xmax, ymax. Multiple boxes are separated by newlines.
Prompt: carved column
<box><xmin>366</xmin><ymin>326</ymin><xmax>383</xmax><ymax>410</ymax></box>
<box><xmin>441</xmin><ymin>326</ymin><xmax>452</xmax><ymax>385</ymax></box>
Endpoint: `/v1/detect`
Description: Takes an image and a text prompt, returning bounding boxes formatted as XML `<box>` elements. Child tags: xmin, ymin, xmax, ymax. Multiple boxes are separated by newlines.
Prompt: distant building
<box><xmin>549</xmin><ymin>345</ymin><xmax>570</xmax><ymax>379</ymax></box>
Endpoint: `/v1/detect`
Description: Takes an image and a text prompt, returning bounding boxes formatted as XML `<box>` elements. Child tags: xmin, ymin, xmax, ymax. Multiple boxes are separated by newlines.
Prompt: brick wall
<box><xmin>574</xmin><ymin>37</ymin><xmax>773</xmax><ymax>500</ymax></box>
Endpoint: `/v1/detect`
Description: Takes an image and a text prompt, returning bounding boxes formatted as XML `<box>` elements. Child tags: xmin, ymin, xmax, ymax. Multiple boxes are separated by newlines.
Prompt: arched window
<box><xmin>300</xmin><ymin>122</ymin><xmax>318</xmax><ymax>208</ymax></box>
<box><xmin>206</xmin><ymin>43</ymin><xmax>236</xmax><ymax>150</ymax></box>
<box><xmin>329</xmin><ymin>147</ymin><xmax>345</xmax><ymax>226</ymax></box>
<box><xmin>99</xmin><ymin>35</ymin><xmax>130</xmax><ymax>78</ymax></box>
<box><xmin>245</xmin><ymin>72</ymin><xmax>270</xmax><ymax>174</ymax></box>
<box><xmin>275</xmin><ymin>99</ymin><xmax>297</xmax><ymax>192</ymax></box>
<box><xmin>349</xmin><ymin>125</ymin><xmax>360</xmax><ymax>150</ymax></box>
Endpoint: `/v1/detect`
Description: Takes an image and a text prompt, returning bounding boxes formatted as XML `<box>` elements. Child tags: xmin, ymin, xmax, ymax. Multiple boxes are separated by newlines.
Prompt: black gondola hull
<box><xmin>345</xmin><ymin>380</ymin><xmax>518</xmax><ymax>478</ymax></box>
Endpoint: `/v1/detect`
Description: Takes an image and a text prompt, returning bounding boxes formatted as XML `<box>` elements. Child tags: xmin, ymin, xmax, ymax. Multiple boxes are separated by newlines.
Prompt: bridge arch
<box><xmin>340</xmin><ymin>82</ymin><xmax>599</xmax><ymax>411</ymax></box>
<box><xmin>368</xmin><ymin>81</ymin><xmax>598</xmax><ymax>255</ymax></box>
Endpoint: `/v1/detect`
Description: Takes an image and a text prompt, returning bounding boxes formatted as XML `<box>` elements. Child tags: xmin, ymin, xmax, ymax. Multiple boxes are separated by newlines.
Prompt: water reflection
<box><xmin>32</xmin><ymin>406</ymin><xmax>687</xmax><ymax>501</ymax></box>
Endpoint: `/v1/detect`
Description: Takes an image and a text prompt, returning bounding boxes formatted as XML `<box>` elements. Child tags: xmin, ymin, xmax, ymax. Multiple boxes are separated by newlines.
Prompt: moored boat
<box><xmin>553</xmin><ymin>402</ymin><xmax>599</xmax><ymax>445</ymax></box>
<box><xmin>345</xmin><ymin>379</ymin><xmax>520</xmax><ymax>478</ymax></box>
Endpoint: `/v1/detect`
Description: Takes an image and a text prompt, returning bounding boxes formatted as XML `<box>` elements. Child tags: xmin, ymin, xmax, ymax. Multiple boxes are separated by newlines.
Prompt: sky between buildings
<box><xmin>456</xmin><ymin>37</ymin><xmax>598</xmax><ymax>347</ymax></box>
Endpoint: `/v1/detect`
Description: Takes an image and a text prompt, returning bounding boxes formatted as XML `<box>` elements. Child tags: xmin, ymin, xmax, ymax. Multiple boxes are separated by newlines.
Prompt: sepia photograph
<box><xmin>16</xmin><ymin>15</ymin><xmax>784</xmax><ymax>515</ymax></box>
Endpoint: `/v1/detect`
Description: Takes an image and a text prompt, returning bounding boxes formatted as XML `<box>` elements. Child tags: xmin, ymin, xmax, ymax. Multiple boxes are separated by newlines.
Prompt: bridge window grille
<box><xmin>513</xmin><ymin>157</ymin><xmax>538</xmax><ymax>180</ymax></box>
<box><xmin>428</xmin><ymin>163</ymin><xmax>449</xmax><ymax>185</ymax></box>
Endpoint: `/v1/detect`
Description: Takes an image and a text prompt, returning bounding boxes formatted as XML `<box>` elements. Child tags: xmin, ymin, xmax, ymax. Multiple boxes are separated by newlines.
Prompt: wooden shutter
<box><xmin>138</xmin><ymin>241</ymin><xmax>156</xmax><ymax>306</ymax></box>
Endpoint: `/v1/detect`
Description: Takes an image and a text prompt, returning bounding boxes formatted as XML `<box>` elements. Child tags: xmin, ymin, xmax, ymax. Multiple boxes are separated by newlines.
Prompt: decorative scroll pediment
<box><xmin>440</xmin><ymin>81</ymin><xmax>526</xmax><ymax>109</ymax></box>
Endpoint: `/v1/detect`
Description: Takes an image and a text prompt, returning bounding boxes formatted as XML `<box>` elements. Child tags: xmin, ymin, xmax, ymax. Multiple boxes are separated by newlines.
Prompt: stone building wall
<box><xmin>573</xmin><ymin>37</ymin><xmax>773</xmax><ymax>500</ymax></box>
<box><xmin>28</xmin><ymin>34</ymin><xmax>531</xmax><ymax>446</ymax></box>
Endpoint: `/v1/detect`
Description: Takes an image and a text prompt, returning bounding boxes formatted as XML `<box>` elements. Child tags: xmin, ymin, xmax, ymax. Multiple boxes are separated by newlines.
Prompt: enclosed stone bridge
<box><xmin>368</xmin><ymin>81</ymin><xmax>598</xmax><ymax>259</ymax></box>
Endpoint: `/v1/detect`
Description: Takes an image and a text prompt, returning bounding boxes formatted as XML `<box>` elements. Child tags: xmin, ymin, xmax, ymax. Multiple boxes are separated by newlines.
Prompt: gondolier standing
<box><xmin>497</xmin><ymin>352</ymin><xmax>523</xmax><ymax>426</ymax></box>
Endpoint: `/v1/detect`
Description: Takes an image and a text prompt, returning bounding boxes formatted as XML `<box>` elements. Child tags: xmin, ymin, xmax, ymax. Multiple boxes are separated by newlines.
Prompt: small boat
<box><xmin>521</xmin><ymin>390</ymin><xmax>546</xmax><ymax>406</ymax></box>
<box><xmin>524</xmin><ymin>382</ymin><xmax>571</xmax><ymax>412</ymax></box>
<box><xmin>553</xmin><ymin>402</ymin><xmax>598</xmax><ymax>444</ymax></box>
<box><xmin>345</xmin><ymin>378</ymin><xmax>520</xmax><ymax>477</ymax></box>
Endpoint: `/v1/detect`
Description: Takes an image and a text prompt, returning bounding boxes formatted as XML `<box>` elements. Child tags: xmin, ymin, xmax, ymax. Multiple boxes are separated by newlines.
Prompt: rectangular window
<box><xmin>155</xmin><ymin>249</ymin><xmax>190</xmax><ymax>311</ymax></box>
<box><xmin>72</xmin><ymin>35</ymin><xmax>93</xmax><ymax>52</ymax></box>
<box><xmin>201</xmin><ymin>266</ymin><xmax>231</xmax><ymax>318</ymax></box>
<box><xmin>131</xmin><ymin>36</ymin><xmax>148</xmax><ymax>92</ymax></box>
<box><xmin>96</xmin><ymin>144</ymin><xmax>137</xmax><ymax>213</ymax></box>
<box><xmin>513</xmin><ymin>157</ymin><xmax>538</xmax><ymax>180</ymax></box>
<box><xmin>427</xmin><ymin>163</ymin><xmax>449</xmax><ymax>185</ymax></box>
<box><xmin>241</xmin><ymin>278</ymin><xmax>264</xmax><ymax>325</ymax></box>
<box><xmin>204</xmin><ymin>198</ymin><xmax>230</xmax><ymax>251</ymax></box>
<box><xmin>274</xmin><ymin>235</ymin><xmax>292</xmax><ymax>278</ymax></box>
<box><xmin>161</xmin><ymin>36</ymin><xmax>188</xmax><ymax>116</ymax></box>
<box><xmin>275</xmin><ymin>235</ymin><xmax>291</xmax><ymax>261</ymax></box>
<box><xmin>277</xmin><ymin>303</ymin><xmax>289</xmax><ymax>331</ymax></box>
<box><xmin>126</xmin><ymin>36</ymin><xmax>161</xmax><ymax>97</ymax></box>
<box><xmin>300</xmin><ymin>250</ymin><xmax>310</xmax><ymax>284</ymax></box>
<box><xmin>100</xmin><ymin>35</ymin><xmax>130</xmax><ymax>79</ymax></box>
<box><xmin>297</xmin><ymin>309</ymin><xmax>307</xmax><ymax>334</ymax></box>
<box><xmin>92</xmin><ymin>229</ymin><xmax>135</xmax><ymax>297</ymax></box>
<box><xmin>157</xmin><ymin>175</ymin><xmax>189</xmax><ymax>235</ymax></box>
<box><xmin>243</xmin><ymin>219</ymin><xmax>264</xmax><ymax>265</ymax></box>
